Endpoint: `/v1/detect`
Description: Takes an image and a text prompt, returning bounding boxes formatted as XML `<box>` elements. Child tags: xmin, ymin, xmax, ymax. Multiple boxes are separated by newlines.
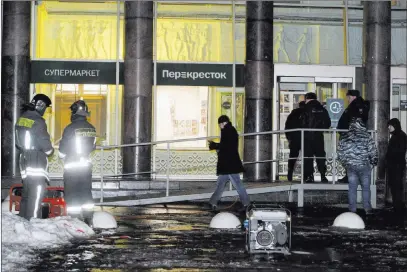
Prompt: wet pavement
<box><xmin>30</xmin><ymin>203</ymin><xmax>407</xmax><ymax>272</ymax></box>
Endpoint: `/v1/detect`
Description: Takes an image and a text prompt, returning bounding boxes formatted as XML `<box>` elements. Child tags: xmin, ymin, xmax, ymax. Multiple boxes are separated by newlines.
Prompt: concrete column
<box><xmin>363</xmin><ymin>1</ymin><xmax>391</xmax><ymax>182</ymax></box>
<box><xmin>1</xmin><ymin>2</ymin><xmax>31</xmax><ymax>177</ymax></box>
<box><xmin>123</xmin><ymin>1</ymin><xmax>153</xmax><ymax>178</ymax></box>
<box><xmin>244</xmin><ymin>2</ymin><xmax>273</xmax><ymax>181</ymax></box>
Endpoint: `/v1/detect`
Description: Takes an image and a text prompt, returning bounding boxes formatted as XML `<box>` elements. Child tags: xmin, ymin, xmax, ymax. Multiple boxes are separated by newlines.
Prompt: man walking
<box><xmin>285</xmin><ymin>101</ymin><xmax>305</xmax><ymax>181</ymax></box>
<box><xmin>386</xmin><ymin>118</ymin><xmax>407</xmax><ymax>227</ymax></box>
<box><xmin>337</xmin><ymin>90</ymin><xmax>370</xmax><ymax>183</ymax></box>
<box><xmin>337</xmin><ymin>118</ymin><xmax>378</xmax><ymax>214</ymax></box>
<box><xmin>208</xmin><ymin>115</ymin><xmax>250</xmax><ymax>211</ymax></box>
<box><xmin>301</xmin><ymin>93</ymin><xmax>331</xmax><ymax>183</ymax></box>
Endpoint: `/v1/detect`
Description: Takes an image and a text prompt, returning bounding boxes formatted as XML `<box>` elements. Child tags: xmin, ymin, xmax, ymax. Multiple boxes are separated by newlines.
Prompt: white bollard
<box><xmin>333</xmin><ymin>212</ymin><xmax>365</xmax><ymax>229</ymax></box>
<box><xmin>209</xmin><ymin>212</ymin><xmax>241</xmax><ymax>229</ymax></box>
<box><xmin>92</xmin><ymin>211</ymin><xmax>118</xmax><ymax>229</ymax></box>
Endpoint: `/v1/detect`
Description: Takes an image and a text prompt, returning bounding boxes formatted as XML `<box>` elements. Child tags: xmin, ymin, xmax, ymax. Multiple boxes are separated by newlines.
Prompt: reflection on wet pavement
<box><xmin>31</xmin><ymin>204</ymin><xmax>407</xmax><ymax>272</ymax></box>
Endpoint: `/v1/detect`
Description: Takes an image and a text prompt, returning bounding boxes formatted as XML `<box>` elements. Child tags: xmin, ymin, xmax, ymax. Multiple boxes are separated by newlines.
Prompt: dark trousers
<box><xmin>303</xmin><ymin>134</ymin><xmax>327</xmax><ymax>179</ymax></box>
<box><xmin>387</xmin><ymin>164</ymin><xmax>406</xmax><ymax>225</ymax></box>
<box><xmin>64</xmin><ymin>166</ymin><xmax>93</xmax><ymax>209</ymax></box>
<box><xmin>288</xmin><ymin>142</ymin><xmax>301</xmax><ymax>178</ymax></box>
<box><xmin>19</xmin><ymin>176</ymin><xmax>47</xmax><ymax>220</ymax></box>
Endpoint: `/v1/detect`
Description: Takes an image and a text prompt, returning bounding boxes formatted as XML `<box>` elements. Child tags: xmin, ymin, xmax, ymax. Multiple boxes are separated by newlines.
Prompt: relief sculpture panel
<box><xmin>273</xmin><ymin>24</ymin><xmax>320</xmax><ymax>64</ymax></box>
<box><xmin>157</xmin><ymin>19</ymin><xmax>219</xmax><ymax>62</ymax></box>
<box><xmin>37</xmin><ymin>7</ymin><xmax>117</xmax><ymax>60</ymax></box>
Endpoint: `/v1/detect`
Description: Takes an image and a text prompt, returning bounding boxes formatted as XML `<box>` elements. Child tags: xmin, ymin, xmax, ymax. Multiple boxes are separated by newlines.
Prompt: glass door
<box><xmin>276</xmin><ymin>76</ymin><xmax>352</xmax><ymax>181</ymax></box>
<box><xmin>391</xmin><ymin>80</ymin><xmax>407</xmax><ymax>133</ymax></box>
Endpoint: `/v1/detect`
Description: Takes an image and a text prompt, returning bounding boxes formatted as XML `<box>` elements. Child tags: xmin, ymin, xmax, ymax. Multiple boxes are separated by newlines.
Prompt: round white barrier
<box><xmin>92</xmin><ymin>211</ymin><xmax>118</xmax><ymax>229</ymax></box>
<box><xmin>333</xmin><ymin>212</ymin><xmax>365</xmax><ymax>229</ymax></box>
<box><xmin>209</xmin><ymin>212</ymin><xmax>241</xmax><ymax>229</ymax></box>
<box><xmin>1</xmin><ymin>196</ymin><xmax>10</xmax><ymax>212</ymax></box>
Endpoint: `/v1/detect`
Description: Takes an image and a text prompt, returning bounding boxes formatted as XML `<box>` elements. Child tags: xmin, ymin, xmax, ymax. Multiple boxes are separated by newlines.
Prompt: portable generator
<box><xmin>9</xmin><ymin>184</ymin><xmax>67</xmax><ymax>218</ymax></box>
<box><xmin>244</xmin><ymin>204</ymin><xmax>291</xmax><ymax>255</ymax></box>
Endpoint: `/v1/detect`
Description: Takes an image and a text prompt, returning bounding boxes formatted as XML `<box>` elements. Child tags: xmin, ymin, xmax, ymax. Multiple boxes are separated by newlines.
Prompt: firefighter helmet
<box><xmin>70</xmin><ymin>100</ymin><xmax>89</xmax><ymax>117</ymax></box>
<box><xmin>29</xmin><ymin>94</ymin><xmax>52</xmax><ymax>116</ymax></box>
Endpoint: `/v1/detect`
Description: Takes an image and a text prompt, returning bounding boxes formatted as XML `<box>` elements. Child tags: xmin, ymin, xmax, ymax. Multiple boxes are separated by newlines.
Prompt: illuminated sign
<box><xmin>31</xmin><ymin>60</ymin><xmax>245</xmax><ymax>87</ymax></box>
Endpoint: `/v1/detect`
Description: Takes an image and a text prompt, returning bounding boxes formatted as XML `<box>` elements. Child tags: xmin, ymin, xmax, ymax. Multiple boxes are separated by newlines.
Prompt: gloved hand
<box><xmin>208</xmin><ymin>141</ymin><xmax>218</xmax><ymax>150</ymax></box>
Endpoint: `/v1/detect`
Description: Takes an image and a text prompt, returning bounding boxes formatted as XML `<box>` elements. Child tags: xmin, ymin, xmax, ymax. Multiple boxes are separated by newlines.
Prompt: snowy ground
<box><xmin>1</xmin><ymin>212</ymin><xmax>94</xmax><ymax>272</ymax></box>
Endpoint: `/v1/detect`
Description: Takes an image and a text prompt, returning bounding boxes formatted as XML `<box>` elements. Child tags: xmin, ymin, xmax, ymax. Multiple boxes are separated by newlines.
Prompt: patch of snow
<box><xmin>1</xmin><ymin>211</ymin><xmax>95</xmax><ymax>272</ymax></box>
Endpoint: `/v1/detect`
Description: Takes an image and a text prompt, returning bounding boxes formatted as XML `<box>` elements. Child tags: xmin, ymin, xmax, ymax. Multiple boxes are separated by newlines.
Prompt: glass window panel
<box><xmin>156</xmin><ymin>3</ymin><xmax>234</xmax><ymax>63</ymax></box>
<box><xmin>57</xmin><ymin>84</ymin><xmax>78</xmax><ymax>92</ymax></box>
<box><xmin>391</xmin><ymin>23</ymin><xmax>407</xmax><ymax>66</ymax></box>
<box><xmin>348</xmin><ymin>9</ymin><xmax>407</xmax><ymax>66</ymax></box>
<box><xmin>35</xmin><ymin>1</ymin><xmax>120</xmax><ymax>60</ymax></box>
<box><xmin>156</xmin><ymin>86</ymin><xmax>209</xmax><ymax>149</ymax></box>
<box><xmin>34</xmin><ymin>83</ymin><xmax>120</xmax><ymax>146</ymax></box>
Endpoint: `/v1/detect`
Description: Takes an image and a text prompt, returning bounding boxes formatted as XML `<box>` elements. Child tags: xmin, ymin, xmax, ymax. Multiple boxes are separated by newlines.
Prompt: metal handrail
<box><xmin>96</xmin><ymin>128</ymin><xmax>375</xmax><ymax>150</ymax></box>
<box><xmin>97</xmin><ymin>128</ymin><xmax>378</xmax><ymax>204</ymax></box>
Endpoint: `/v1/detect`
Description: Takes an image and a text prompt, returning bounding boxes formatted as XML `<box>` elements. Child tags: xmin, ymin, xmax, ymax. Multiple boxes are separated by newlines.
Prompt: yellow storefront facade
<box><xmin>30</xmin><ymin>1</ymin><xmax>406</xmax><ymax>179</ymax></box>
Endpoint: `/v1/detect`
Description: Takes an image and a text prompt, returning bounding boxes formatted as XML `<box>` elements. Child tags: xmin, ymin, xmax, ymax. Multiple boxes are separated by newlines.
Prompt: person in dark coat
<box><xmin>15</xmin><ymin>94</ymin><xmax>54</xmax><ymax>220</ymax></box>
<box><xmin>59</xmin><ymin>100</ymin><xmax>96</xmax><ymax>223</ymax></box>
<box><xmin>301</xmin><ymin>93</ymin><xmax>331</xmax><ymax>183</ymax></box>
<box><xmin>208</xmin><ymin>115</ymin><xmax>250</xmax><ymax>211</ymax></box>
<box><xmin>285</xmin><ymin>101</ymin><xmax>305</xmax><ymax>181</ymax></box>
<box><xmin>386</xmin><ymin>118</ymin><xmax>407</xmax><ymax>227</ymax></box>
<box><xmin>337</xmin><ymin>89</ymin><xmax>370</xmax><ymax>184</ymax></box>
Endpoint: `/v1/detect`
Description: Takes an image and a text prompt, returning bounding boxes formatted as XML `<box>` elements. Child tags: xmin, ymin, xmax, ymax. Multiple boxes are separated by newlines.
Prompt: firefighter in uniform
<box><xmin>58</xmin><ymin>100</ymin><xmax>96</xmax><ymax>223</ymax></box>
<box><xmin>15</xmin><ymin>94</ymin><xmax>54</xmax><ymax>220</ymax></box>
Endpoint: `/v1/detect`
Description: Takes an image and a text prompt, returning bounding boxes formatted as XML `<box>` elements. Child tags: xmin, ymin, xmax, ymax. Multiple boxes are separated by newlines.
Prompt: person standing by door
<box><xmin>301</xmin><ymin>93</ymin><xmax>331</xmax><ymax>183</ymax></box>
<box><xmin>386</xmin><ymin>118</ymin><xmax>407</xmax><ymax>227</ymax></box>
<box><xmin>337</xmin><ymin>90</ymin><xmax>370</xmax><ymax>183</ymax></box>
<box><xmin>285</xmin><ymin>101</ymin><xmax>305</xmax><ymax>181</ymax></box>
<box><xmin>15</xmin><ymin>94</ymin><xmax>54</xmax><ymax>220</ymax></box>
<box><xmin>208</xmin><ymin>115</ymin><xmax>250</xmax><ymax>211</ymax></box>
<box><xmin>59</xmin><ymin>100</ymin><xmax>97</xmax><ymax>224</ymax></box>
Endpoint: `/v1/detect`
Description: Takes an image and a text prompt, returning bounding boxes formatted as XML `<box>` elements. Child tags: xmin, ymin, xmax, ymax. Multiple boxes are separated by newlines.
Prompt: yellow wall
<box><xmin>36</xmin><ymin>2</ymin><xmax>122</xmax><ymax>60</ymax></box>
<box><xmin>34</xmin><ymin>1</ymin><xmax>331</xmax><ymax>150</ymax></box>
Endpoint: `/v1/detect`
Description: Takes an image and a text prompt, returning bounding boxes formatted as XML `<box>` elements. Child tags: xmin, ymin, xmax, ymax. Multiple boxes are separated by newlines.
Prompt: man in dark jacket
<box><xmin>337</xmin><ymin>89</ymin><xmax>370</xmax><ymax>183</ymax></box>
<box><xmin>285</xmin><ymin>101</ymin><xmax>305</xmax><ymax>181</ymax></box>
<box><xmin>386</xmin><ymin>118</ymin><xmax>407</xmax><ymax>227</ymax></box>
<box><xmin>301</xmin><ymin>93</ymin><xmax>331</xmax><ymax>183</ymax></box>
<box><xmin>15</xmin><ymin>94</ymin><xmax>54</xmax><ymax>220</ymax></box>
<box><xmin>337</xmin><ymin>90</ymin><xmax>370</xmax><ymax>130</ymax></box>
<box><xmin>208</xmin><ymin>115</ymin><xmax>250</xmax><ymax>211</ymax></box>
<box><xmin>59</xmin><ymin>100</ymin><xmax>96</xmax><ymax>223</ymax></box>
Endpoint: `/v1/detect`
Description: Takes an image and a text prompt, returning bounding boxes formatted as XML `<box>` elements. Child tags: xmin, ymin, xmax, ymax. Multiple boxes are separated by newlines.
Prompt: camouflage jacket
<box><xmin>337</xmin><ymin>119</ymin><xmax>378</xmax><ymax>168</ymax></box>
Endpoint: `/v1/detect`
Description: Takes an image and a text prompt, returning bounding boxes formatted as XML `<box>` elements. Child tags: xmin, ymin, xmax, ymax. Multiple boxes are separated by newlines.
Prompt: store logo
<box><xmin>162</xmin><ymin>70</ymin><xmax>227</xmax><ymax>80</ymax></box>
